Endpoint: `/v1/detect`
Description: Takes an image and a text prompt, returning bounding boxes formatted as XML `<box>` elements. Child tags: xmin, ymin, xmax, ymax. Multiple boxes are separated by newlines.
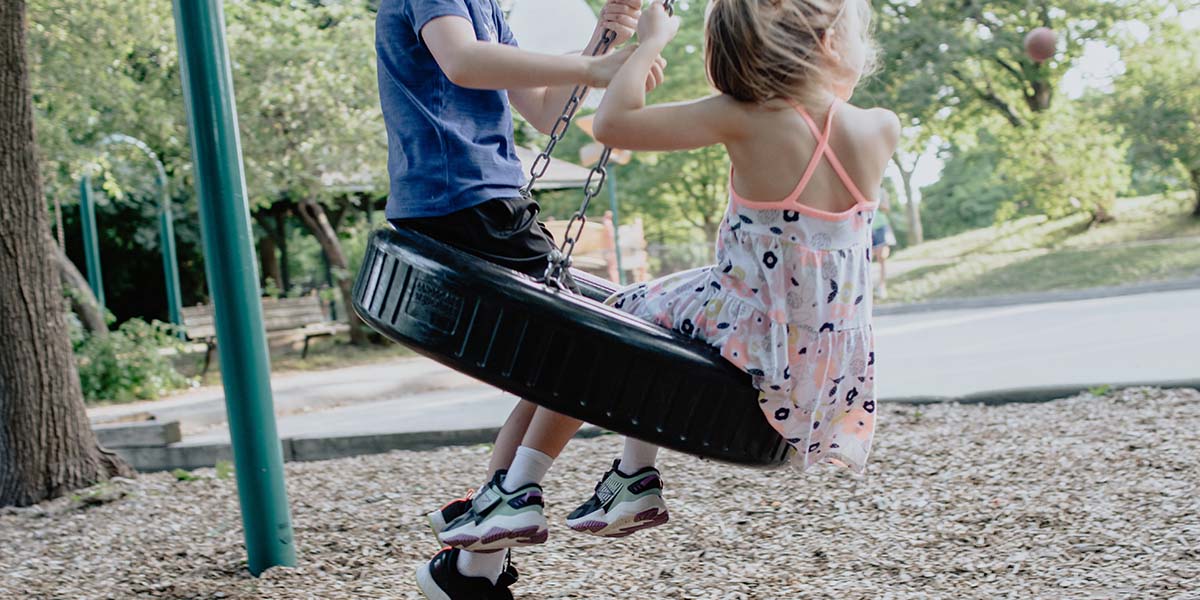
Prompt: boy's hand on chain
<box><xmin>599</xmin><ymin>0</ymin><xmax>642</xmax><ymax>47</ymax></box>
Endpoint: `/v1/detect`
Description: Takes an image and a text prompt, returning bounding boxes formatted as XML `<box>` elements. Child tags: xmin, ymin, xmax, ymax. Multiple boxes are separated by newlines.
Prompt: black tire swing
<box><xmin>351</xmin><ymin>6</ymin><xmax>793</xmax><ymax>467</ymax></box>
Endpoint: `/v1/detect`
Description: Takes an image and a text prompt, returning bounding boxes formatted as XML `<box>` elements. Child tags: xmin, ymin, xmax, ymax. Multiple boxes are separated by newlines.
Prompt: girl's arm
<box><xmin>592</xmin><ymin>3</ymin><xmax>743</xmax><ymax>151</ymax></box>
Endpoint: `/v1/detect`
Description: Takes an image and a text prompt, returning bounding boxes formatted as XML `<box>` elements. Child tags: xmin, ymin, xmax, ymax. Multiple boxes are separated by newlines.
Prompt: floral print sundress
<box><xmin>609</xmin><ymin>100</ymin><xmax>878</xmax><ymax>472</ymax></box>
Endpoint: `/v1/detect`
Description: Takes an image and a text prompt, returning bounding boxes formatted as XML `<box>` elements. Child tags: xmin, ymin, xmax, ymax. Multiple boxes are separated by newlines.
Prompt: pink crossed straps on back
<box><xmin>730</xmin><ymin>99</ymin><xmax>876</xmax><ymax>220</ymax></box>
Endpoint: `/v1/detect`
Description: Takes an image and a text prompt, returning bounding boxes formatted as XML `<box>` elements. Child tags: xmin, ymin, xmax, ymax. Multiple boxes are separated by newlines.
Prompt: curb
<box><xmin>883</xmin><ymin>378</ymin><xmax>1200</xmax><ymax>406</ymax></box>
<box><xmin>114</xmin><ymin>378</ymin><xmax>1200</xmax><ymax>472</ymax></box>
<box><xmin>116</xmin><ymin>425</ymin><xmax>610</xmax><ymax>473</ymax></box>
<box><xmin>875</xmin><ymin>277</ymin><xmax>1200</xmax><ymax>316</ymax></box>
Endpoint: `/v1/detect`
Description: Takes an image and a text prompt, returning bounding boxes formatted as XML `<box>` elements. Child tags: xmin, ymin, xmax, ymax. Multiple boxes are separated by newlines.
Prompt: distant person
<box><xmin>435</xmin><ymin>0</ymin><xmax>898</xmax><ymax>573</ymax></box>
<box><xmin>373</xmin><ymin>0</ymin><xmax>664</xmax><ymax>596</ymax></box>
<box><xmin>872</xmin><ymin>188</ymin><xmax>897</xmax><ymax>299</ymax></box>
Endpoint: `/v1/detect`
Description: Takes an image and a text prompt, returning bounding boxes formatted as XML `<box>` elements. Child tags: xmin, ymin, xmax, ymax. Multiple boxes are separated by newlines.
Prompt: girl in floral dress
<box><xmin>433</xmin><ymin>0</ymin><xmax>900</xmax><ymax>560</ymax></box>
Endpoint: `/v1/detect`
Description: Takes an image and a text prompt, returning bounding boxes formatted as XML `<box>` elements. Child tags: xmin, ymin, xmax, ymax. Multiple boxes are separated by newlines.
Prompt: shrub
<box><xmin>73</xmin><ymin>318</ymin><xmax>191</xmax><ymax>404</ymax></box>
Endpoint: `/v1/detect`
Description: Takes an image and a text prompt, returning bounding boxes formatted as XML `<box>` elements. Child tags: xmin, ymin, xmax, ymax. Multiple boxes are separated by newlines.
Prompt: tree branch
<box><xmin>948</xmin><ymin>67</ymin><xmax>1024</xmax><ymax>127</ymax></box>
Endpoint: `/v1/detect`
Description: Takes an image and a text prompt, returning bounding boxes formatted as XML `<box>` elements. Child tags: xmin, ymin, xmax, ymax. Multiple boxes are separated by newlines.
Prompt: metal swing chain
<box><xmin>530</xmin><ymin>0</ymin><xmax>675</xmax><ymax>288</ymax></box>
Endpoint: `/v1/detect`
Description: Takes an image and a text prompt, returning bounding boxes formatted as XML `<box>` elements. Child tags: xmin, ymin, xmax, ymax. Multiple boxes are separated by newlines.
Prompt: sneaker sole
<box><xmin>439</xmin><ymin>513</ymin><xmax>549</xmax><ymax>552</ymax></box>
<box><xmin>567</xmin><ymin>495</ymin><xmax>669</xmax><ymax>538</ymax></box>
<box><xmin>416</xmin><ymin>562</ymin><xmax>451</xmax><ymax>600</ymax></box>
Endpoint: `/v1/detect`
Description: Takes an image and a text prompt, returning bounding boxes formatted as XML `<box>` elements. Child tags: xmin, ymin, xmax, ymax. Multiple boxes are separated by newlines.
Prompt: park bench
<box><xmin>181</xmin><ymin>295</ymin><xmax>348</xmax><ymax>374</ymax></box>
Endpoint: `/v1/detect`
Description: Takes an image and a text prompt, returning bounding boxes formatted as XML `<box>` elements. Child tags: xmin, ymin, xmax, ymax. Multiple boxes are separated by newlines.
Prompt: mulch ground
<box><xmin>2</xmin><ymin>386</ymin><xmax>1198</xmax><ymax>599</ymax></box>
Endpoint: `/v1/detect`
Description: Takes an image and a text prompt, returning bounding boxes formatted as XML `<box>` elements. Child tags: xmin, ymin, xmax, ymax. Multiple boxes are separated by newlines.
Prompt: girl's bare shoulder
<box><xmin>837</xmin><ymin>103</ymin><xmax>901</xmax><ymax>157</ymax></box>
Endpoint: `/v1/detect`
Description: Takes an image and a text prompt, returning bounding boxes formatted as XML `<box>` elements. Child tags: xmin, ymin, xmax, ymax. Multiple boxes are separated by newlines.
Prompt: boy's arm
<box><xmin>507</xmin><ymin>0</ymin><xmax>657</xmax><ymax>134</ymax></box>
<box><xmin>423</xmin><ymin>16</ymin><xmax>608</xmax><ymax>90</ymax></box>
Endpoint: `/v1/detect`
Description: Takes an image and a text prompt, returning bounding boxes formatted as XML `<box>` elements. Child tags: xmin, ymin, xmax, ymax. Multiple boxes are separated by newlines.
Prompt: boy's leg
<box><xmin>393</xmin><ymin>195</ymin><xmax>576</xmax><ymax>490</ymax></box>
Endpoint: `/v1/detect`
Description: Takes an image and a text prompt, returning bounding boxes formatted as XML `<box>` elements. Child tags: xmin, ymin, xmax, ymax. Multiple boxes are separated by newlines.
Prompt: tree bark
<box><xmin>891</xmin><ymin>154</ymin><xmax>924</xmax><ymax>245</ymax></box>
<box><xmin>0</xmin><ymin>0</ymin><xmax>133</xmax><ymax>508</ymax></box>
<box><xmin>1026</xmin><ymin>79</ymin><xmax>1053</xmax><ymax>113</ymax></box>
<box><xmin>258</xmin><ymin>233</ymin><xmax>282</xmax><ymax>294</ymax></box>
<box><xmin>293</xmin><ymin>200</ymin><xmax>369</xmax><ymax>345</ymax></box>
<box><xmin>1191</xmin><ymin>169</ymin><xmax>1200</xmax><ymax>218</ymax></box>
<box><xmin>51</xmin><ymin>244</ymin><xmax>108</xmax><ymax>337</ymax></box>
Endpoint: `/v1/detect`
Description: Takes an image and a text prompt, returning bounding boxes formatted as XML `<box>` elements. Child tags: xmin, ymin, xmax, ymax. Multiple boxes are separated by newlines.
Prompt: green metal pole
<box><xmin>607</xmin><ymin>166</ymin><xmax>626</xmax><ymax>285</ymax></box>
<box><xmin>157</xmin><ymin>174</ymin><xmax>184</xmax><ymax>329</ymax></box>
<box><xmin>171</xmin><ymin>0</ymin><xmax>295</xmax><ymax>575</ymax></box>
<box><xmin>78</xmin><ymin>176</ymin><xmax>106</xmax><ymax>309</ymax></box>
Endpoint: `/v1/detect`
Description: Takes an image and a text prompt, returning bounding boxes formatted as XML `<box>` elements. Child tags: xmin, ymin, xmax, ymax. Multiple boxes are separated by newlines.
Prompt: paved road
<box><xmin>96</xmin><ymin>288</ymin><xmax>1200</xmax><ymax>444</ymax></box>
<box><xmin>875</xmin><ymin>288</ymin><xmax>1200</xmax><ymax>397</ymax></box>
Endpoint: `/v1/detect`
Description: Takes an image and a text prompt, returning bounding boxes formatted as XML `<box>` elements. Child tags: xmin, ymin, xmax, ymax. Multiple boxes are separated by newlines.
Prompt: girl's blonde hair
<box><xmin>705</xmin><ymin>0</ymin><xmax>877</xmax><ymax>105</ymax></box>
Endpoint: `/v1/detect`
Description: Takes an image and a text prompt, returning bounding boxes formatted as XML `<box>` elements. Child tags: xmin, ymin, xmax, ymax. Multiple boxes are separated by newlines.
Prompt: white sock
<box><xmin>619</xmin><ymin>438</ymin><xmax>659</xmax><ymax>474</ymax></box>
<box><xmin>502</xmin><ymin>446</ymin><xmax>554</xmax><ymax>490</ymax></box>
<box><xmin>456</xmin><ymin>549</ymin><xmax>506</xmax><ymax>584</ymax></box>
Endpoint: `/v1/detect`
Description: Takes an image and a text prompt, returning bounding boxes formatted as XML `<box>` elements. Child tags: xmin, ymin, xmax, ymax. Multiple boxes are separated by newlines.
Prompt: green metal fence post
<box><xmin>171</xmin><ymin>0</ymin><xmax>296</xmax><ymax>575</ymax></box>
<box><xmin>78</xmin><ymin>176</ymin><xmax>105</xmax><ymax>309</ymax></box>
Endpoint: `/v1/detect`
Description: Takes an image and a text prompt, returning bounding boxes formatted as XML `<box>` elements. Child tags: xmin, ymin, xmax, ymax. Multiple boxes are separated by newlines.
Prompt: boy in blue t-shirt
<box><xmin>376</xmin><ymin>0</ymin><xmax>662</xmax><ymax>596</ymax></box>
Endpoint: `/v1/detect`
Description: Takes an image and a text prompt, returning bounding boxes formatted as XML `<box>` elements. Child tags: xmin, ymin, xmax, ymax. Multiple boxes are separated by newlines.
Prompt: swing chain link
<box><xmin>533</xmin><ymin>0</ymin><xmax>675</xmax><ymax>288</ymax></box>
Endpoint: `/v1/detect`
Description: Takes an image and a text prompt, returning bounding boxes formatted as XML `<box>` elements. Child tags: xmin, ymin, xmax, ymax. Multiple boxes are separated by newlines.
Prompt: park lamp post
<box><xmin>78</xmin><ymin>133</ymin><xmax>184</xmax><ymax>329</ymax></box>
<box><xmin>575</xmin><ymin>115</ymin><xmax>633</xmax><ymax>284</ymax></box>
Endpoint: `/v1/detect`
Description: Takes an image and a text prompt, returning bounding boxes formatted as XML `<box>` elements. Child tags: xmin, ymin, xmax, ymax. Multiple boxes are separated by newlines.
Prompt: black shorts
<box><xmin>390</xmin><ymin>196</ymin><xmax>575</xmax><ymax>288</ymax></box>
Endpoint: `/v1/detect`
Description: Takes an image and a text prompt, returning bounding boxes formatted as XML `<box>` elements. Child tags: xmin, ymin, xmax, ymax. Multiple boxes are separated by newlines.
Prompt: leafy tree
<box><xmin>993</xmin><ymin>104</ymin><xmax>1129</xmax><ymax>222</ymax></box>
<box><xmin>1</xmin><ymin>0</ymin><xmax>134</xmax><ymax>507</ymax></box>
<box><xmin>875</xmin><ymin>0</ymin><xmax>1140</xmax><ymax>128</ymax></box>
<box><xmin>226</xmin><ymin>1</ymin><xmax>384</xmax><ymax>344</ymax></box>
<box><xmin>918</xmin><ymin>135</ymin><xmax>1012</xmax><ymax>239</ymax></box>
<box><xmin>1111</xmin><ymin>21</ymin><xmax>1200</xmax><ymax>216</ymax></box>
<box><xmin>28</xmin><ymin>0</ymin><xmax>386</xmax><ymax>341</ymax></box>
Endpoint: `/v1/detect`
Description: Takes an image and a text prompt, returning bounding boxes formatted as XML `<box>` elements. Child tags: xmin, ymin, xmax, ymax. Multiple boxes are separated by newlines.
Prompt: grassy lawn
<box><xmin>884</xmin><ymin>193</ymin><xmax>1200</xmax><ymax>304</ymax></box>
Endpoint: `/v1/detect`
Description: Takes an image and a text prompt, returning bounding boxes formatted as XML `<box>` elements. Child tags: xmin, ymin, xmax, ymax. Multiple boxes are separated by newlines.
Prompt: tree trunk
<box><xmin>51</xmin><ymin>244</ymin><xmax>108</xmax><ymax>337</ymax></box>
<box><xmin>259</xmin><ymin>233</ymin><xmax>281</xmax><ymax>294</ymax></box>
<box><xmin>1090</xmin><ymin>202</ymin><xmax>1115</xmax><ymax>225</ymax></box>
<box><xmin>274</xmin><ymin>205</ymin><xmax>290</xmax><ymax>292</ymax></box>
<box><xmin>293</xmin><ymin>200</ymin><xmax>369</xmax><ymax>345</ymax></box>
<box><xmin>1026</xmin><ymin>79</ymin><xmax>1053</xmax><ymax>113</ymax></box>
<box><xmin>892</xmin><ymin>155</ymin><xmax>924</xmax><ymax>245</ymax></box>
<box><xmin>1191</xmin><ymin>169</ymin><xmax>1200</xmax><ymax>218</ymax></box>
<box><xmin>0</xmin><ymin>0</ymin><xmax>133</xmax><ymax>508</ymax></box>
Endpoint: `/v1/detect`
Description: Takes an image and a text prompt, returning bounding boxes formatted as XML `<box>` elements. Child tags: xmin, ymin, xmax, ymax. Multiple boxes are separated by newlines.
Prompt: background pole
<box><xmin>607</xmin><ymin>166</ymin><xmax>626</xmax><ymax>285</ymax></box>
<box><xmin>170</xmin><ymin>0</ymin><xmax>296</xmax><ymax>575</ymax></box>
<box><xmin>78</xmin><ymin>176</ymin><xmax>105</xmax><ymax>309</ymax></box>
<box><xmin>157</xmin><ymin>173</ymin><xmax>184</xmax><ymax>329</ymax></box>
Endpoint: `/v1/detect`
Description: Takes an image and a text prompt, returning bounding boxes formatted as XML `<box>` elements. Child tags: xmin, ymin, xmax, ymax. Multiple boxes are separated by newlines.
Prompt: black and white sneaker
<box><xmin>416</xmin><ymin>547</ymin><xmax>518</xmax><ymax>600</ymax></box>
<box><xmin>438</xmin><ymin>470</ymin><xmax>549</xmax><ymax>552</ymax></box>
<box><xmin>427</xmin><ymin>489</ymin><xmax>474</xmax><ymax>539</ymax></box>
<box><xmin>566</xmin><ymin>459</ymin><xmax>669</xmax><ymax>537</ymax></box>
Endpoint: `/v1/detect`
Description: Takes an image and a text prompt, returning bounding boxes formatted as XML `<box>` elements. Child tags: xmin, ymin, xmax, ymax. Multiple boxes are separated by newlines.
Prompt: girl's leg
<box><xmin>503</xmin><ymin>407</ymin><xmax>583</xmax><ymax>489</ymax></box>
<box><xmin>486</xmin><ymin>399</ymin><xmax>538</xmax><ymax>478</ymax></box>
<box><xmin>619</xmin><ymin>438</ymin><xmax>659</xmax><ymax>472</ymax></box>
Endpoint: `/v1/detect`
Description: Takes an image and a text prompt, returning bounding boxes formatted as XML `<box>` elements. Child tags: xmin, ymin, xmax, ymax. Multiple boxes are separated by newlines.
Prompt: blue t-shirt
<box><xmin>376</xmin><ymin>0</ymin><xmax>527</xmax><ymax>219</ymax></box>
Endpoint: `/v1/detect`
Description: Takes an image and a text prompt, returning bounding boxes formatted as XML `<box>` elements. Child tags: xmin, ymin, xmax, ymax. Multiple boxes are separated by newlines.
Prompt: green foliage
<box><xmin>920</xmin><ymin>135</ymin><xmax>1013</xmax><ymax>239</ymax></box>
<box><xmin>172</xmin><ymin>468</ymin><xmax>198</xmax><ymax>482</ymax></box>
<box><xmin>922</xmin><ymin>105</ymin><xmax>1130</xmax><ymax>238</ymax></box>
<box><xmin>1110</xmin><ymin>19</ymin><xmax>1200</xmax><ymax>208</ymax></box>
<box><xmin>215</xmin><ymin>460</ymin><xmax>235</xmax><ymax>481</ymax></box>
<box><xmin>72</xmin><ymin>318</ymin><xmax>191</xmax><ymax>404</ymax></box>
<box><xmin>993</xmin><ymin>106</ymin><xmax>1130</xmax><ymax>221</ymax></box>
<box><xmin>865</xmin><ymin>0</ymin><xmax>1143</xmax><ymax>128</ymax></box>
